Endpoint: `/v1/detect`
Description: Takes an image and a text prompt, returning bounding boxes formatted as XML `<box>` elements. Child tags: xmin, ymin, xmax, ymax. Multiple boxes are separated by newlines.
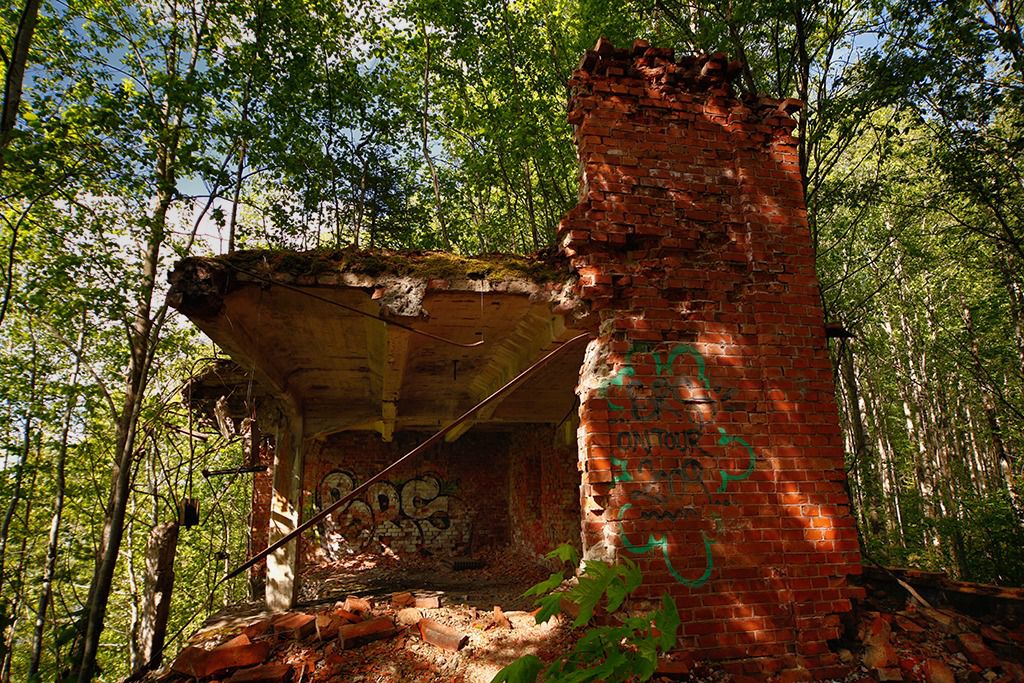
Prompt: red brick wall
<box><xmin>303</xmin><ymin>431</ymin><xmax>512</xmax><ymax>557</ymax></box>
<box><xmin>508</xmin><ymin>426</ymin><xmax>583</xmax><ymax>559</ymax></box>
<box><xmin>247</xmin><ymin>439</ymin><xmax>273</xmax><ymax>594</ymax></box>
<box><xmin>561</xmin><ymin>40</ymin><xmax>863</xmax><ymax>679</ymax></box>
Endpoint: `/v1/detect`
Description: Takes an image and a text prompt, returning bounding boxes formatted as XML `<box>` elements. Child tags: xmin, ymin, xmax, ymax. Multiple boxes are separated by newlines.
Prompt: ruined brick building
<box><xmin>168</xmin><ymin>40</ymin><xmax>864</xmax><ymax>678</ymax></box>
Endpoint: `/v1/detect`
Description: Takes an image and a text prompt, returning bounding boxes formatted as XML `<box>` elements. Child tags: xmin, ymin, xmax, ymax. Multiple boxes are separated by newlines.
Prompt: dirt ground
<box><xmin>154</xmin><ymin>551</ymin><xmax>1024</xmax><ymax>683</ymax></box>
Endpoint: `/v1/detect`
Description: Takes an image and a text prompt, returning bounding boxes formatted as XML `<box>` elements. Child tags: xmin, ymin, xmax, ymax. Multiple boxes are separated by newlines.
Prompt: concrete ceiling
<box><xmin>169</xmin><ymin>253</ymin><xmax>589</xmax><ymax>440</ymax></box>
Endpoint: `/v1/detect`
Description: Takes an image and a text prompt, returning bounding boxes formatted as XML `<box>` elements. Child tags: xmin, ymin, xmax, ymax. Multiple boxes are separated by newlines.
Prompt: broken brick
<box><xmin>272</xmin><ymin>612</ymin><xmax>316</xmax><ymax>640</ymax></box>
<box><xmin>957</xmin><ymin>633</ymin><xmax>1001</xmax><ymax>669</ymax></box>
<box><xmin>418</xmin><ymin>618</ymin><xmax>468</xmax><ymax>652</ymax></box>
<box><xmin>341</xmin><ymin>595</ymin><xmax>372</xmax><ymax>614</ymax></box>
<box><xmin>332</xmin><ymin>608</ymin><xmax>361</xmax><ymax>624</ymax></box>
<box><xmin>894</xmin><ymin>614</ymin><xmax>926</xmax><ymax>634</ymax></box>
<box><xmin>921</xmin><ymin>659</ymin><xmax>956</xmax><ymax>683</ymax></box>
<box><xmin>171</xmin><ymin>636</ymin><xmax>270</xmax><ymax>679</ymax></box>
<box><xmin>315</xmin><ymin>613</ymin><xmax>339</xmax><ymax>640</ymax></box>
<box><xmin>875</xmin><ymin>668</ymin><xmax>903</xmax><ymax>682</ymax></box>
<box><xmin>241</xmin><ymin>619</ymin><xmax>273</xmax><ymax>640</ymax></box>
<box><xmin>391</xmin><ymin>591</ymin><xmax>414</xmax><ymax>608</ymax></box>
<box><xmin>225</xmin><ymin>663</ymin><xmax>293</xmax><ymax>683</ymax></box>
<box><xmin>338</xmin><ymin>617</ymin><xmax>395</xmax><ymax>649</ymax></box>
<box><xmin>414</xmin><ymin>594</ymin><xmax>441</xmax><ymax>609</ymax></box>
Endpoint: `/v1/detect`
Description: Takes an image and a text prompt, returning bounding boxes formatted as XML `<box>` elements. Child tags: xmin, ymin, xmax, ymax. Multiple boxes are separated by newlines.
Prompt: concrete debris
<box><xmin>395</xmin><ymin>607</ymin><xmax>422</xmax><ymax>626</ymax></box>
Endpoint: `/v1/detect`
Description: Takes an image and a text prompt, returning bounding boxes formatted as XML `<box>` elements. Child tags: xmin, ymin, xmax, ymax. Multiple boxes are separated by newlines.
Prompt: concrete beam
<box><xmin>444</xmin><ymin>312</ymin><xmax>568</xmax><ymax>442</ymax></box>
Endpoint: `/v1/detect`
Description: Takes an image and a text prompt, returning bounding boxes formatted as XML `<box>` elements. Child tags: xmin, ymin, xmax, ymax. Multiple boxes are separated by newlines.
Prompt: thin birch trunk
<box><xmin>28</xmin><ymin>322</ymin><xmax>84</xmax><ymax>680</ymax></box>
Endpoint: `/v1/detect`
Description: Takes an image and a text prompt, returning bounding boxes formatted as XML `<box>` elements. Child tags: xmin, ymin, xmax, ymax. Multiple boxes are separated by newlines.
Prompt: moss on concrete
<box><xmin>221</xmin><ymin>246</ymin><xmax>567</xmax><ymax>284</ymax></box>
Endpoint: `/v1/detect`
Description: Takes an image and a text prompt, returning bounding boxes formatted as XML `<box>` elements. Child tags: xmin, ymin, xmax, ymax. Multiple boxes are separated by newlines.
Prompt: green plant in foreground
<box><xmin>491</xmin><ymin>544</ymin><xmax>681</xmax><ymax>683</ymax></box>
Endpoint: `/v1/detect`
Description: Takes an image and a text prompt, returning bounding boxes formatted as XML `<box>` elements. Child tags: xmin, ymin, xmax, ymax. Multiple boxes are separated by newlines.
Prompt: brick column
<box><xmin>562</xmin><ymin>39</ymin><xmax>863</xmax><ymax>679</ymax></box>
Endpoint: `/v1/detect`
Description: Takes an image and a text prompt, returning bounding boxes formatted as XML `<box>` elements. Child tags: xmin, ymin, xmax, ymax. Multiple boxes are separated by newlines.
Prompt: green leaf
<box><xmin>570</xmin><ymin>561</ymin><xmax>620</xmax><ymax>626</ymax></box>
<box><xmin>546</xmin><ymin>542</ymin><xmax>580</xmax><ymax>566</ymax></box>
<box><xmin>533</xmin><ymin>593</ymin><xmax>563</xmax><ymax>624</ymax></box>
<box><xmin>654</xmin><ymin>594</ymin><xmax>681</xmax><ymax>651</ymax></box>
<box><xmin>522</xmin><ymin>571</ymin><xmax>564</xmax><ymax>597</ymax></box>
<box><xmin>490</xmin><ymin>654</ymin><xmax>542</xmax><ymax>683</ymax></box>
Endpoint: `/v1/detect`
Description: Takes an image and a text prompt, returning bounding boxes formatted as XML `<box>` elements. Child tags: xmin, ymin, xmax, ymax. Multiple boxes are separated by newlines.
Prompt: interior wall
<box><xmin>303</xmin><ymin>431</ymin><xmax>511</xmax><ymax>558</ymax></box>
<box><xmin>247</xmin><ymin>439</ymin><xmax>273</xmax><ymax>596</ymax></box>
<box><xmin>507</xmin><ymin>424</ymin><xmax>583</xmax><ymax>560</ymax></box>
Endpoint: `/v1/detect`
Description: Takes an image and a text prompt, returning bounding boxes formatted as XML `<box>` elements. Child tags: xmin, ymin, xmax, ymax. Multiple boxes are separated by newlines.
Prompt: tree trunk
<box><xmin>135</xmin><ymin>521</ymin><xmax>179</xmax><ymax>673</ymax></box>
<box><xmin>0</xmin><ymin>328</ymin><xmax>37</xmax><ymax>590</ymax></box>
<box><xmin>28</xmin><ymin>323</ymin><xmax>83</xmax><ymax>680</ymax></box>
<box><xmin>420</xmin><ymin>43</ymin><xmax>449</xmax><ymax>249</ymax></box>
<box><xmin>76</xmin><ymin>180</ymin><xmax>172</xmax><ymax>682</ymax></box>
<box><xmin>1</xmin><ymin>495</ymin><xmax>33</xmax><ymax>683</ymax></box>
<box><xmin>965</xmin><ymin>304</ymin><xmax>1024</xmax><ymax>526</ymax></box>
<box><xmin>126</xmin><ymin>505</ymin><xmax>141</xmax><ymax>671</ymax></box>
<box><xmin>839</xmin><ymin>341</ymin><xmax>878</xmax><ymax>534</ymax></box>
<box><xmin>0</xmin><ymin>0</ymin><xmax>42</xmax><ymax>180</ymax></box>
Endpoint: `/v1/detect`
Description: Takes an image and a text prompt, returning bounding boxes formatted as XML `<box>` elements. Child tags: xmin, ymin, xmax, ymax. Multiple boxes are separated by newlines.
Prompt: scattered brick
<box><xmin>171</xmin><ymin>635</ymin><xmax>270</xmax><ymax>679</ymax></box>
<box><xmin>894</xmin><ymin>614</ymin><xmax>926</xmax><ymax>634</ymax></box>
<box><xmin>921</xmin><ymin>658</ymin><xmax>956</xmax><ymax>683</ymax></box>
<box><xmin>418</xmin><ymin>618</ymin><xmax>468</xmax><ymax>651</ymax></box>
<box><xmin>240</xmin><ymin>619</ymin><xmax>272</xmax><ymax>640</ymax></box>
<box><xmin>391</xmin><ymin>591</ymin><xmax>414</xmax><ymax>608</ymax></box>
<box><xmin>314</xmin><ymin>613</ymin><xmax>339</xmax><ymax>640</ymax></box>
<box><xmin>414</xmin><ymin>594</ymin><xmax>441</xmax><ymax>609</ymax></box>
<box><xmin>340</xmin><ymin>595</ymin><xmax>372</xmax><ymax>614</ymax></box>
<box><xmin>332</xmin><ymin>608</ymin><xmax>361</xmax><ymax>624</ymax></box>
<box><xmin>957</xmin><ymin>632</ymin><xmax>1001</xmax><ymax>669</ymax></box>
<box><xmin>338</xmin><ymin>617</ymin><xmax>395</xmax><ymax>649</ymax></box>
<box><xmin>271</xmin><ymin>612</ymin><xmax>316</xmax><ymax>640</ymax></box>
<box><xmin>224</xmin><ymin>663</ymin><xmax>293</xmax><ymax>683</ymax></box>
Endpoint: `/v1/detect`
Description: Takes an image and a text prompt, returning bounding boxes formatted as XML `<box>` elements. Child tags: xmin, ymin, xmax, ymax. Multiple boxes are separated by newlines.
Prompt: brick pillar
<box><xmin>562</xmin><ymin>39</ymin><xmax>863</xmax><ymax>679</ymax></box>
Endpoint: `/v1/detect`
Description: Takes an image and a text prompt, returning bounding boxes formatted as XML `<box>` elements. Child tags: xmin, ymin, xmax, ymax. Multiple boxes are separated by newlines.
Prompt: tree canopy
<box><xmin>0</xmin><ymin>0</ymin><xmax>1022</xmax><ymax>679</ymax></box>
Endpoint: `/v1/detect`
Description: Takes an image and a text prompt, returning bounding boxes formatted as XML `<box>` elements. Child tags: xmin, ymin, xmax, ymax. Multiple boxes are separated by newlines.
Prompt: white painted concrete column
<box><xmin>266</xmin><ymin>408</ymin><xmax>303</xmax><ymax>611</ymax></box>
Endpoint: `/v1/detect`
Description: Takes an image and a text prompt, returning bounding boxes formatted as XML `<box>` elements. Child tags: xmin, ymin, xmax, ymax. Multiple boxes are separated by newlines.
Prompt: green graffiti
<box><xmin>598</xmin><ymin>342</ymin><xmax>759</xmax><ymax>589</ymax></box>
<box><xmin>599</xmin><ymin>366</ymin><xmax>635</xmax><ymax>412</ymax></box>
<box><xmin>611</xmin><ymin>456</ymin><xmax>632</xmax><ymax>484</ymax></box>
<box><xmin>654</xmin><ymin>344</ymin><xmax>709</xmax><ymax>389</ymax></box>
<box><xmin>709</xmin><ymin>511</ymin><xmax>725</xmax><ymax>536</ymax></box>
<box><xmin>715</xmin><ymin>427</ymin><xmax>756</xmax><ymax>492</ymax></box>
<box><xmin>618</xmin><ymin>504</ymin><xmax>715</xmax><ymax>588</ymax></box>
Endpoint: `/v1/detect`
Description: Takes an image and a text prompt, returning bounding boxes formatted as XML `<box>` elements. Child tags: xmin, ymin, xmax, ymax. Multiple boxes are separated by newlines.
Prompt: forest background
<box><xmin>1</xmin><ymin>0</ymin><xmax>1022</xmax><ymax>680</ymax></box>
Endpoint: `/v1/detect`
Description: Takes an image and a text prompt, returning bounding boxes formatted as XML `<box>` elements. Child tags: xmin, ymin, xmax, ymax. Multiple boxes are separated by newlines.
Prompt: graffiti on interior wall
<box><xmin>598</xmin><ymin>343</ymin><xmax>757</xmax><ymax>587</ymax></box>
<box><xmin>315</xmin><ymin>470</ymin><xmax>471</xmax><ymax>556</ymax></box>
